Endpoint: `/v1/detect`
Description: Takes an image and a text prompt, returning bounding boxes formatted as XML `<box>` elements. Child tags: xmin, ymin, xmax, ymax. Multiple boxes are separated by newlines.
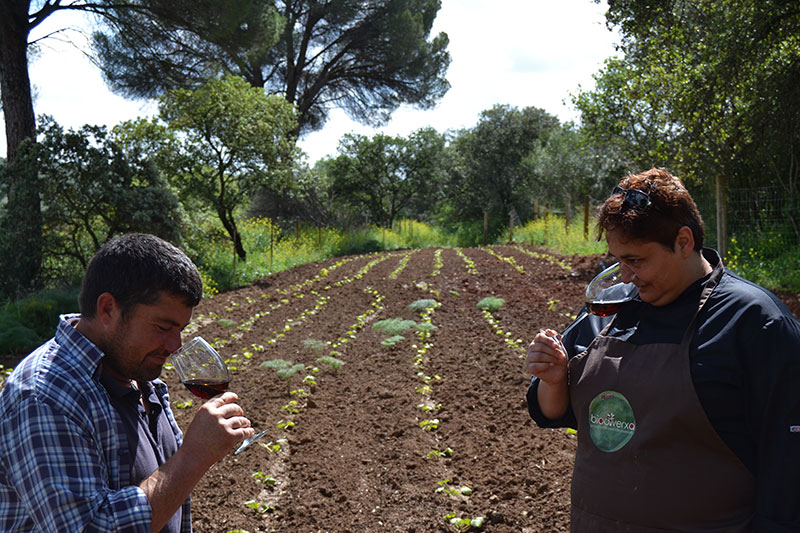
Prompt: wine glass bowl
<box><xmin>170</xmin><ymin>336</ymin><xmax>230</xmax><ymax>399</ymax></box>
<box><xmin>585</xmin><ymin>262</ymin><xmax>638</xmax><ymax>316</ymax></box>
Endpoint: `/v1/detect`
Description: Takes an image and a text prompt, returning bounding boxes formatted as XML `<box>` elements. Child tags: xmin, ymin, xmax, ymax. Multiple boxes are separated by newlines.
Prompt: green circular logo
<box><xmin>588</xmin><ymin>390</ymin><xmax>636</xmax><ymax>452</ymax></box>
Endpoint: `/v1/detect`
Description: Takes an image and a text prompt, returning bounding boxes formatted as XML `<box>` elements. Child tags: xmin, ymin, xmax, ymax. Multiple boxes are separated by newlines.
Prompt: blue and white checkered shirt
<box><xmin>0</xmin><ymin>314</ymin><xmax>192</xmax><ymax>532</ymax></box>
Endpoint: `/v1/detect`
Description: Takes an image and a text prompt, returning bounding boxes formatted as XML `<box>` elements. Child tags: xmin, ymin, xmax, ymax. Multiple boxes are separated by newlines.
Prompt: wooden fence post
<box><xmin>716</xmin><ymin>175</ymin><xmax>728</xmax><ymax>261</ymax></box>
<box><xmin>583</xmin><ymin>194</ymin><xmax>590</xmax><ymax>240</ymax></box>
<box><xmin>565</xmin><ymin>192</ymin><xmax>572</xmax><ymax>229</ymax></box>
<box><xmin>483</xmin><ymin>211</ymin><xmax>488</xmax><ymax>247</ymax></box>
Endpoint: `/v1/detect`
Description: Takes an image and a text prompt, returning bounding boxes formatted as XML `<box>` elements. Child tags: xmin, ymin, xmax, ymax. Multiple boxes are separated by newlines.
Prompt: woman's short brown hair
<box><xmin>597</xmin><ymin>168</ymin><xmax>705</xmax><ymax>251</ymax></box>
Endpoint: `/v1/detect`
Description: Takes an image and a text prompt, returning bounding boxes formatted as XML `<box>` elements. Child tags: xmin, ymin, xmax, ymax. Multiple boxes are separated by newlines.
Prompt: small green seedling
<box><xmin>415</xmin><ymin>322</ymin><xmax>438</xmax><ymax>334</ymax></box>
<box><xmin>408</xmin><ymin>298</ymin><xmax>438</xmax><ymax>311</ymax></box>
<box><xmin>372</xmin><ymin>317</ymin><xmax>417</xmax><ymax>335</ymax></box>
<box><xmin>419</xmin><ymin>418</ymin><xmax>439</xmax><ymax>431</ymax></box>
<box><xmin>261</xmin><ymin>359</ymin><xmax>305</xmax><ymax>393</ymax></box>
<box><xmin>316</xmin><ymin>355</ymin><xmax>344</xmax><ymax>374</ymax></box>
<box><xmin>277</xmin><ymin>419</ymin><xmax>295</xmax><ymax>430</ymax></box>
<box><xmin>251</xmin><ymin>471</ymin><xmax>278</xmax><ymax>485</ymax></box>
<box><xmin>381</xmin><ymin>335</ymin><xmax>406</xmax><ymax>348</ymax></box>
<box><xmin>281</xmin><ymin>400</ymin><xmax>300</xmax><ymax>415</ymax></box>
<box><xmin>477</xmin><ymin>296</ymin><xmax>505</xmax><ymax>311</ymax></box>
<box><xmin>302</xmin><ymin>339</ymin><xmax>327</xmax><ymax>353</ymax></box>
<box><xmin>263</xmin><ymin>438</ymin><xmax>288</xmax><ymax>453</ymax></box>
<box><xmin>217</xmin><ymin>318</ymin><xmax>237</xmax><ymax>329</ymax></box>
<box><xmin>427</xmin><ymin>447</ymin><xmax>454</xmax><ymax>459</ymax></box>
<box><xmin>243</xmin><ymin>500</ymin><xmax>274</xmax><ymax>514</ymax></box>
<box><xmin>444</xmin><ymin>514</ymin><xmax>485</xmax><ymax>532</ymax></box>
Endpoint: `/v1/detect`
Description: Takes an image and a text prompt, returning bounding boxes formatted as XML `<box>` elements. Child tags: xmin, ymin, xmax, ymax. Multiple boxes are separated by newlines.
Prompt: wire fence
<box><xmin>691</xmin><ymin>184</ymin><xmax>800</xmax><ymax>254</ymax></box>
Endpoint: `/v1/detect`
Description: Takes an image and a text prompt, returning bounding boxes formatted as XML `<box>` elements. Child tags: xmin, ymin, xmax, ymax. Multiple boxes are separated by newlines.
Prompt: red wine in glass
<box><xmin>585</xmin><ymin>262</ymin><xmax>638</xmax><ymax>316</ymax></box>
<box><xmin>170</xmin><ymin>336</ymin><xmax>230</xmax><ymax>400</ymax></box>
<box><xmin>182</xmin><ymin>378</ymin><xmax>230</xmax><ymax>400</ymax></box>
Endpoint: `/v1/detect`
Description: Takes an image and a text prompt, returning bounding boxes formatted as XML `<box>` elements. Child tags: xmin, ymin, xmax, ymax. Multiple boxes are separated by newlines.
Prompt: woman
<box><xmin>526</xmin><ymin>168</ymin><xmax>800</xmax><ymax>531</ymax></box>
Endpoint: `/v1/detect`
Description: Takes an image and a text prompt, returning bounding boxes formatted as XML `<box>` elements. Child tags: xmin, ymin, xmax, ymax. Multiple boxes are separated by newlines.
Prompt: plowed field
<box><xmin>165</xmin><ymin>245</ymin><xmax>601</xmax><ymax>533</ymax></box>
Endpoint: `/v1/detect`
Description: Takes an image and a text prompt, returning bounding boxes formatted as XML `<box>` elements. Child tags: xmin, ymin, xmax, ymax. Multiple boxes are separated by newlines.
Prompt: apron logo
<box><xmin>588</xmin><ymin>390</ymin><xmax>636</xmax><ymax>452</ymax></box>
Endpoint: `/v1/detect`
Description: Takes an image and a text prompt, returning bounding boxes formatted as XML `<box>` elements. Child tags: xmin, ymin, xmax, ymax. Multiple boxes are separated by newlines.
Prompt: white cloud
<box><xmin>1</xmin><ymin>1</ymin><xmax>619</xmax><ymax>163</ymax></box>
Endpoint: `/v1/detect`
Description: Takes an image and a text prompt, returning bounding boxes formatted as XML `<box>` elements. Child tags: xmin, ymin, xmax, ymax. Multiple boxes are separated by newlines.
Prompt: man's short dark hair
<box><xmin>79</xmin><ymin>233</ymin><xmax>203</xmax><ymax>318</ymax></box>
<box><xmin>597</xmin><ymin>168</ymin><xmax>705</xmax><ymax>251</ymax></box>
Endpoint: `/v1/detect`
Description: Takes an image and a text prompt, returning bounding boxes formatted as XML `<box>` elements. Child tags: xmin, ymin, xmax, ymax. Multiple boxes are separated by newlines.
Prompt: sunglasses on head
<box><xmin>612</xmin><ymin>185</ymin><xmax>651</xmax><ymax>212</ymax></box>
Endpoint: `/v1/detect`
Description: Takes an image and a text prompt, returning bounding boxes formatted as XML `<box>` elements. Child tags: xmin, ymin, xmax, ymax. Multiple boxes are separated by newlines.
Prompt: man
<box><xmin>526</xmin><ymin>168</ymin><xmax>800</xmax><ymax>531</ymax></box>
<box><xmin>0</xmin><ymin>233</ymin><xmax>254</xmax><ymax>532</ymax></box>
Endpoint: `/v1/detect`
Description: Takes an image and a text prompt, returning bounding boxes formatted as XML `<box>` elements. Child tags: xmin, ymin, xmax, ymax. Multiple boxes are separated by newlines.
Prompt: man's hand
<box><xmin>182</xmin><ymin>391</ymin><xmax>255</xmax><ymax>466</ymax></box>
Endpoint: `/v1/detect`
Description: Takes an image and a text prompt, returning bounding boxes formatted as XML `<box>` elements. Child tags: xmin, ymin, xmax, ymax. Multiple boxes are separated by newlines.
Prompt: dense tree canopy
<box><xmin>327</xmin><ymin>127</ymin><xmax>446</xmax><ymax>228</ymax></box>
<box><xmin>446</xmin><ymin>105</ymin><xmax>561</xmax><ymax>223</ymax></box>
<box><xmin>155</xmin><ymin>75</ymin><xmax>298</xmax><ymax>260</ymax></box>
<box><xmin>581</xmin><ymin>0</ymin><xmax>800</xmax><ymax>193</ymax></box>
<box><xmin>36</xmin><ymin>117</ymin><xmax>182</xmax><ymax>278</ymax></box>
<box><xmin>93</xmin><ymin>0</ymin><xmax>451</xmax><ymax>133</ymax></box>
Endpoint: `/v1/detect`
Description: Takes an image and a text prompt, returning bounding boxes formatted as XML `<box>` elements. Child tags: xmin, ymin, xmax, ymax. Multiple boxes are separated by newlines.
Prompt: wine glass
<box><xmin>170</xmin><ymin>336</ymin><xmax>230</xmax><ymax>399</ymax></box>
<box><xmin>585</xmin><ymin>262</ymin><xmax>638</xmax><ymax>316</ymax></box>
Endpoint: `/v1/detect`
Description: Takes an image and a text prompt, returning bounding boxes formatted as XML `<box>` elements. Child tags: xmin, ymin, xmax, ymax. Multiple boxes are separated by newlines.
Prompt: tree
<box><xmin>156</xmin><ymin>75</ymin><xmax>298</xmax><ymax>260</ymax></box>
<box><xmin>446</xmin><ymin>105</ymin><xmax>561</xmax><ymax>223</ymax></box>
<box><xmin>328</xmin><ymin>128</ymin><xmax>445</xmax><ymax>228</ymax></box>
<box><xmin>35</xmin><ymin>117</ymin><xmax>182</xmax><ymax>281</ymax></box>
<box><xmin>0</xmin><ymin>0</ymin><xmax>159</xmax><ymax>296</ymax></box>
<box><xmin>523</xmin><ymin>124</ymin><xmax>616</xmax><ymax>216</ymax></box>
<box><xmin>92</xmin><ymin>0</ymin><xmax>451</xmax><ymax>134</ymax></box>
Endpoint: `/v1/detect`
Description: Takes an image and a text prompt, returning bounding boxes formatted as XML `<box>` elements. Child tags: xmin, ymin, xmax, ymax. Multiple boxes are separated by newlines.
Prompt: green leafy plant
<box><xmin>372</xmin><ymin>317</ymin><xmax>417</xmax><ymax>335</ymax></box>
<box><xmin>408</xmin><ymin>298</ymin><xmax>438</xmax><ymax>311</ymax></box>
<box><xmin>427</xmin><ymin>447</ymin><xmax>453</xmax><ymax>459</ymax></box>
<box><xmin>381</xmin><ymin>335</ymin><xmax>406</xmax><ymax>347</ymax></box>
<box><xmin>477</xmin><ymin>296</ymin><xmax>505</xmax><ymax>311</ymax></box>
<box><xmin>419</xmin><ymin>418</ymin><xmax>439</xmax><ymax>431</ymax></box>
<box><xmin>260</xmin><ymin>359</ymin><xmax>306</xmax><ymax>393</ymax></box>
<box><xmin>316</xmin><ymin>355</ymin><xmax>344</xmax><ymax>374</ymax></box>
<box><xmin>243</xmin><ymin>499</ymin><xmax>274</xmax><ymax>514</ymax></box>
<box><xmin>277</xmin><ymin>419</ymin><xmax>295</xmax><ymax>430</ymax></box>
<box><xmin>251</xmin><ymin>471</ymin><xmax>278</xmax><ymax>485</ymax></box>
<box><xmin>444</xmin><ymin>513</ymin><xmax>485</xmax><ymax>532</ymax></box>
<box><xmin>302</xmin><ymin>338</ymin><xmax>327</xmax><ymax>353</ymax></box>
<box><xmin>217</xmin><ymin>318</ymin><xmax>237</xmax><ymax>329</ymax></box>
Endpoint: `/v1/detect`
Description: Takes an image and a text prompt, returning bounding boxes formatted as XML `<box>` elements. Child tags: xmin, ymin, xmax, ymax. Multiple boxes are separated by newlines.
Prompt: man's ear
<box><xmin>675</xmin><ymin>226</ymin><xmax>695</xmax><ymax>258</ymax></box>
<box><xmin>95</xmin><ymin>292</ymin><xmax>120</xmax><ymax>327</ymax></box>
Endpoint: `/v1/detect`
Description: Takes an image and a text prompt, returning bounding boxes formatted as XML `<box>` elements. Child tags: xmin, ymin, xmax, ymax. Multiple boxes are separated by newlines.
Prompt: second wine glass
<box><xmin>585</xmin><ymin>262</ymin><xmax>638</xmax><ymax>316</ymax></box>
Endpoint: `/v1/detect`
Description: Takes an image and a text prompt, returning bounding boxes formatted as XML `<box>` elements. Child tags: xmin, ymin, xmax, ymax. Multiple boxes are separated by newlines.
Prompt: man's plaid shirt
<box><xmin>0</xmin><ymin>314</ymin><xmax>191</xmax><ymax>532</ymax></box>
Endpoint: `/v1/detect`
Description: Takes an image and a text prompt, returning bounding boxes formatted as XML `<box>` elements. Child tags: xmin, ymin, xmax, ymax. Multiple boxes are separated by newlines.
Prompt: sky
<box><xmin>2</xmin><ymin>0</ymin><xmax>620</xmax><ymax>163</ymax></box>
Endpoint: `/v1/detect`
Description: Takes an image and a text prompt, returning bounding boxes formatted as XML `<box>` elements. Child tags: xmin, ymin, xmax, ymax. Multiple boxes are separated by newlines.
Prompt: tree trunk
<box><xmin>0</xmin><ymin>1</ymin><xmax>44</xmax><ymax>295</ymax></box>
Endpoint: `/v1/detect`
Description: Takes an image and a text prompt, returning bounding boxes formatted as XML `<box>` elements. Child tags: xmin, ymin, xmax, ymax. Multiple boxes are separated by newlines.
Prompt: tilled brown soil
<box><xmin>165</xmin><ymin>245</ymin><xmax>598</xmax><ymax>532</ymax></box>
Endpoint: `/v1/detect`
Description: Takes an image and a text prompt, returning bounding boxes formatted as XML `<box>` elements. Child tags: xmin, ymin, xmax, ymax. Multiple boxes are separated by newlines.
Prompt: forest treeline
<box><xmin>1</xmin><ymin>0</ymin><xmax>800</xmax><ymax>300</ymax></box>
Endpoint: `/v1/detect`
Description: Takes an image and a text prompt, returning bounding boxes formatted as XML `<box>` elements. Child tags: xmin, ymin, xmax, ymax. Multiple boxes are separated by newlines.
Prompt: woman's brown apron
<box><xmin>567</xmin><ymin>261</ymin><xmax>755</xmax><ymax>531</ymax></box>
